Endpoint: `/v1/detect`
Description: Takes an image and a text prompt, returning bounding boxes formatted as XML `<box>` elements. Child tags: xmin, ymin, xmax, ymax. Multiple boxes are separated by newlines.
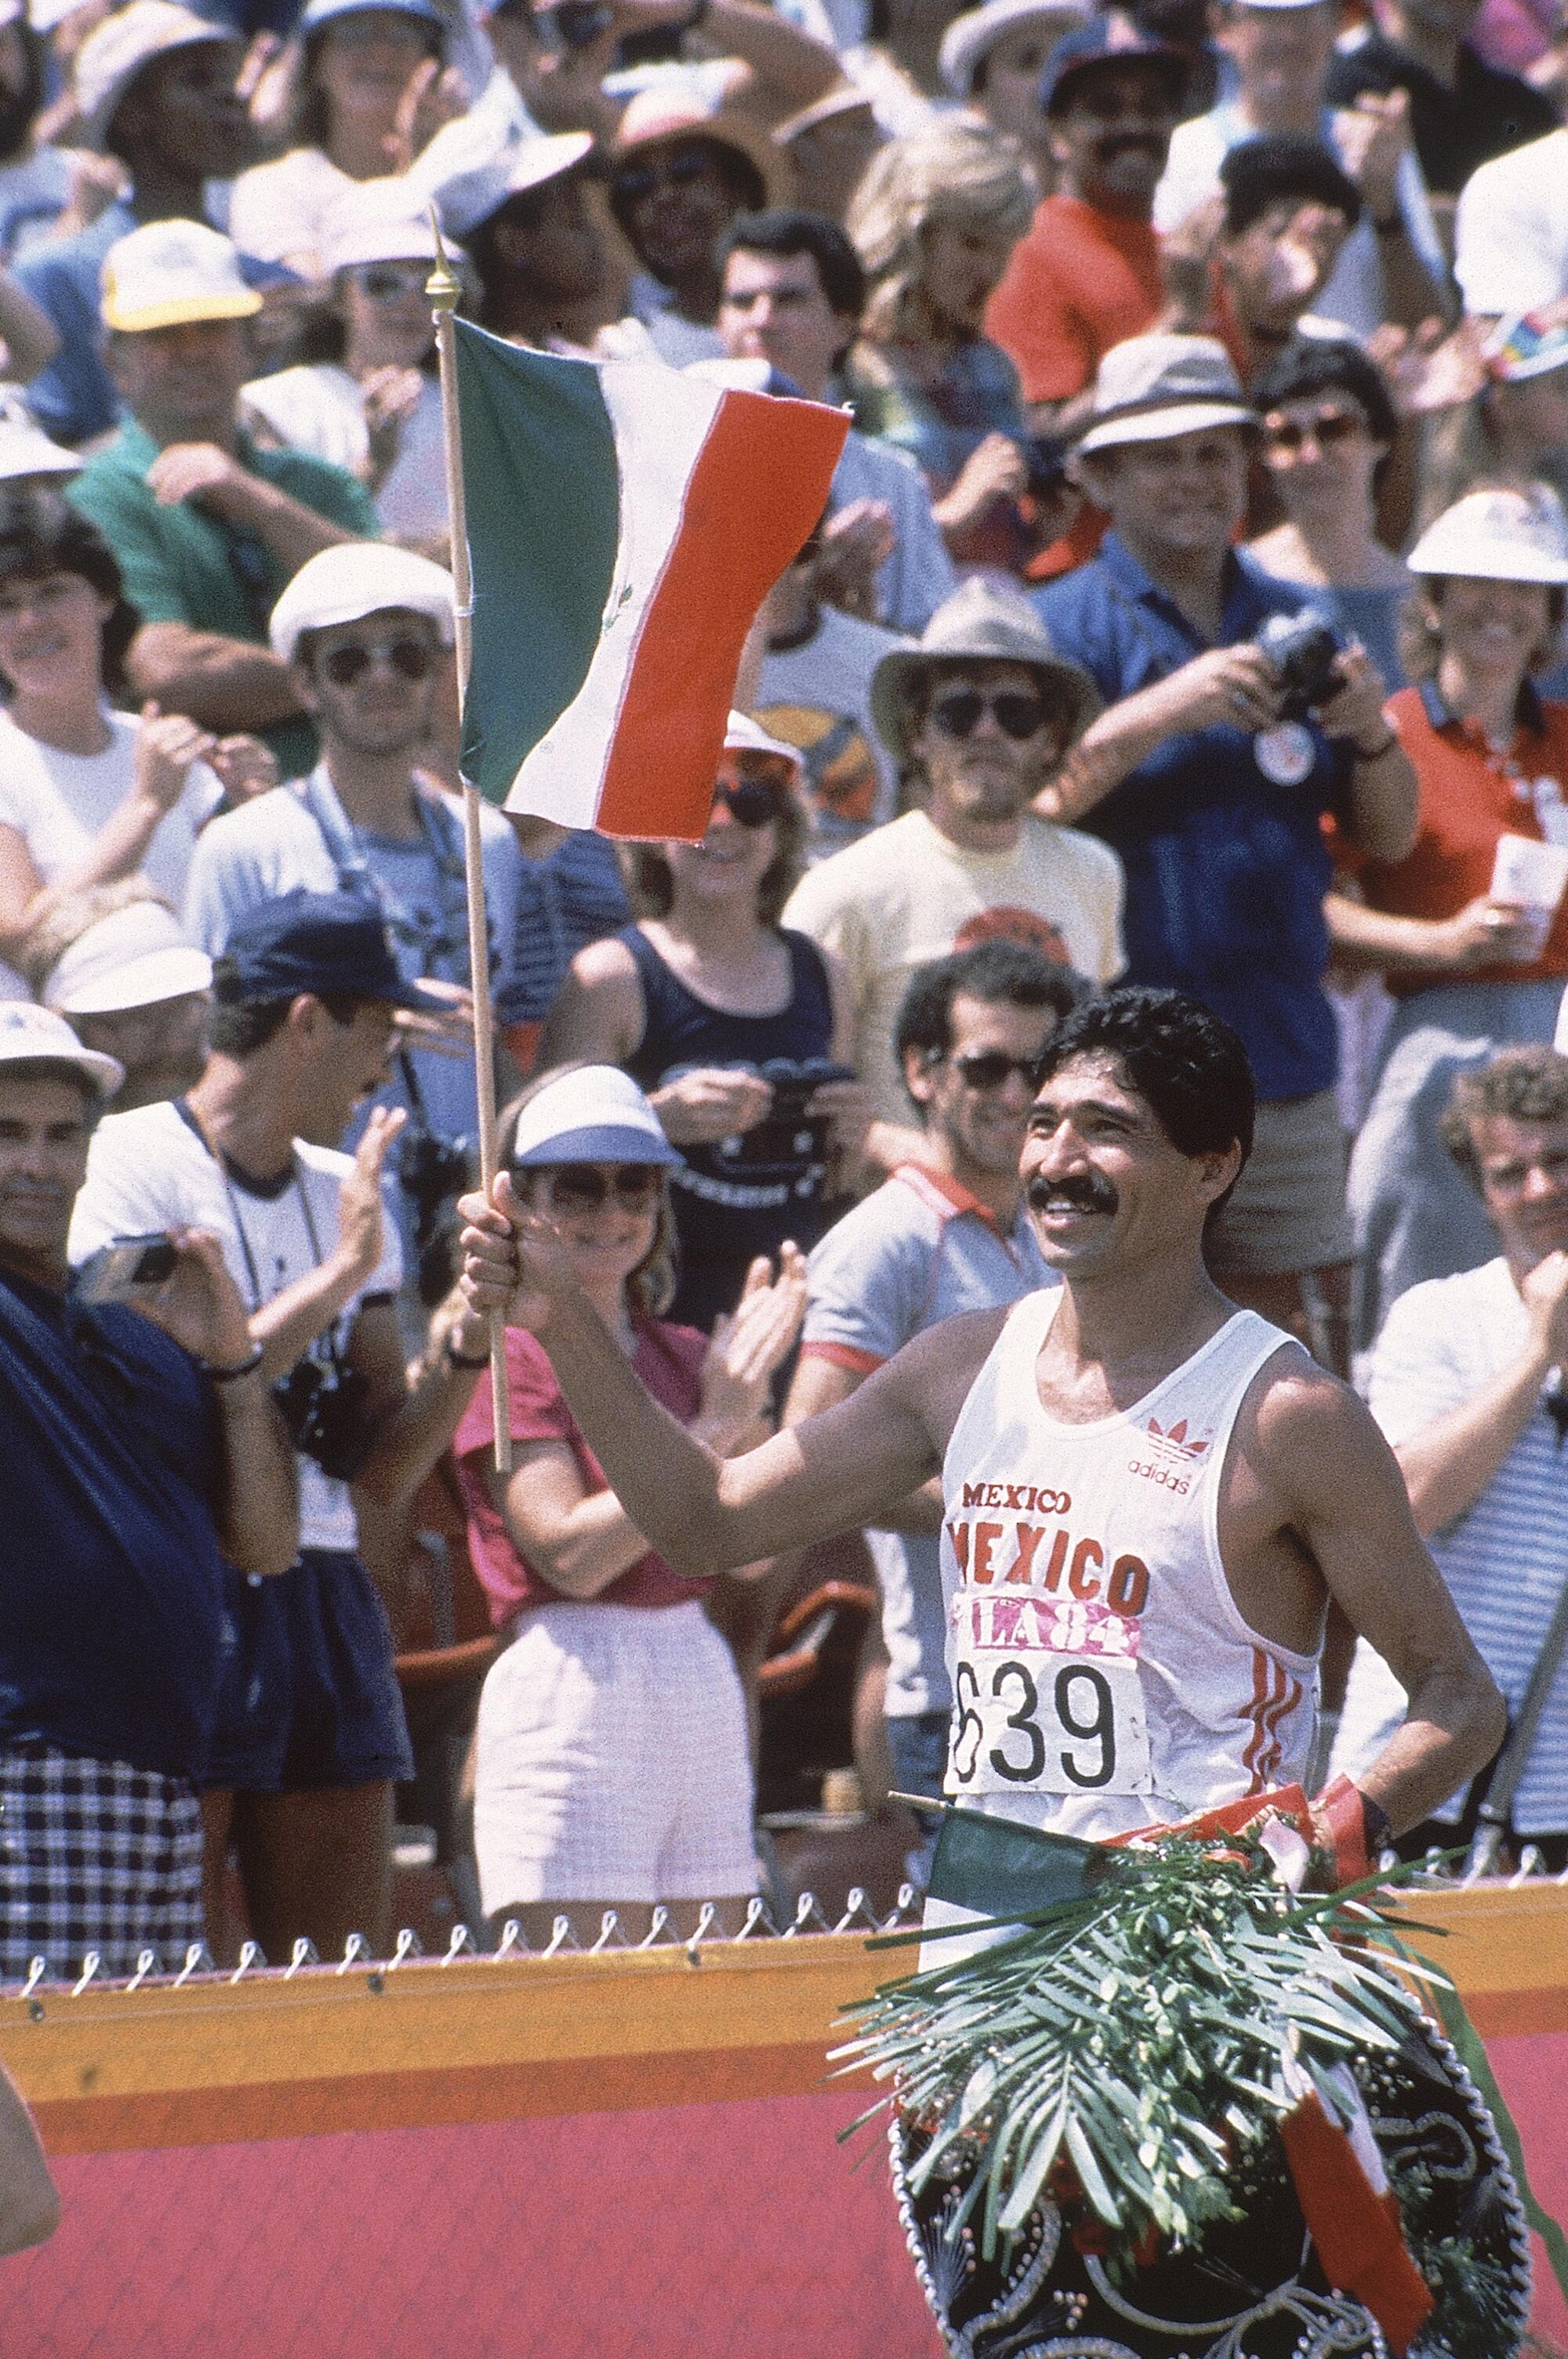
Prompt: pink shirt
<box><xmin>453</xmin><ymin>1320</ymin><xmax>713</xmax><ymax>1627</ymax></box>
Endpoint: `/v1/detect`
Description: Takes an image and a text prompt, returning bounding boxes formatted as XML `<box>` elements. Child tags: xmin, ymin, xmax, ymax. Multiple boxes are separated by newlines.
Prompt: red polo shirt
<box><xmin>985</xmin><ymin>194</ymin><xmax>1165</xmax><ymax>406</ymax></box>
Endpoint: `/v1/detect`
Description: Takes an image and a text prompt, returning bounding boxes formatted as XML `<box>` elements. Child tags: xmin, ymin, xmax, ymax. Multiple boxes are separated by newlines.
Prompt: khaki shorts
<box><xmin>1206</xmin><ymin>1089</ymin><xmax>1353</xmax><ymax>1281</ymax></box>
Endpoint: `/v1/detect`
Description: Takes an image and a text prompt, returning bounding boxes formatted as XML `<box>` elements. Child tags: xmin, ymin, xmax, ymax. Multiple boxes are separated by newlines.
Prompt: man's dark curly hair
<box><xmin>1036</xmin><ymin>987</ymin><xmax>1257</xmax><ymax>1178</ymax></box>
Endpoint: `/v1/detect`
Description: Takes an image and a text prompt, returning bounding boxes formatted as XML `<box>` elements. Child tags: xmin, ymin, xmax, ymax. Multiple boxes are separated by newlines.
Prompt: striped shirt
<box><xmin>506</xmin><ymin>832</ymin><xmax>632</xmax><ymax>1027</ymax></box>
<box><xmin>1367</xmin><ymin>1256</ymin><xmax>1568</xmax><ymax>1832</ymax></box>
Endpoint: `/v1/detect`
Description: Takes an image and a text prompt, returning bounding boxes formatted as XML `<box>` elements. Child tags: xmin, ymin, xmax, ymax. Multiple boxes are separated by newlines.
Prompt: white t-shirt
<box><xmin>69</xmin><ymin>1100</ymin><xmax>402</xmax><ymax>1554</ymax></box>
<box><xmin>227</xmin><ymin>147</ymin><xmax>355</xmax><ymax>274</ymax></box>
<box><xmin>782</xmin><ymin>806</ymin><xmax>1125</xmax><ymax>1123</ymax></box>
<box><xmin>757</xmin><ymin>604</ymin><xmax>912</xmax><ymax>860</ymax></box>
<box><xmin>1454</xmin><ymin>129</ymin><xmax>1568</xmax><ymax>318</ymax></box>
<box><xmin>624</xmin><ymin>274</ymin><xmax>726</xmax><ymax>368</ymax></box>
<box><xmin>243</xmin><ymin>365</ymin><xmax>445</xmax><ymax>545</ymax></box>
<box><xmin>0</xmin><ymin>707</ymin><xmax>221</xmax><ymax>908</ymax></box>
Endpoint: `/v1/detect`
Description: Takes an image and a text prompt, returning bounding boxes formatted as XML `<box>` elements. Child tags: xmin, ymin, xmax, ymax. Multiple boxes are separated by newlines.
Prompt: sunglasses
<box><xmin>932</xmin><ymin>1049</ymin><xmax>1048</xmax><ymax>1092</ymax></box>
<box><xmin>712</xmin><ymin>776</ymin><xmax>784</xmax><ymax>829</ymax></box>
<box><xmin>1263</xmin><ymin>407</ymin><xmax>1365</xmax><ymax>456</ymax></box>
<box><xmin>349</xmin><ymin>263</ymin><xmax>428</xmax><ymax>301</ymax></box>
<box><xmin>612</xmin><ymin>146</ymin><xmax>715</xmax><ymax>205</ymax></box>
<box><xmin>531</xmin><ymin>1164</ymin><xmax>663</xmax><ymax>1212</ymax></box>
<box><xmin>929</xmin><ymin>687</ymin><xmax>1051</xmax><ymax>743</ymax></box>
<box><xmin>317</xmin><ymin>636</ymin><xmax>435</xmax><ymax>687</ymax></box>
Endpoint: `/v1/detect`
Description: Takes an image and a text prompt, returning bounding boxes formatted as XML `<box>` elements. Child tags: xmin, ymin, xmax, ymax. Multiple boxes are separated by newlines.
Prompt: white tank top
<box><xmin>938</xmin><ymin>1290</ymin><xmax>1319</xmax><ymax>1844</ymax></box>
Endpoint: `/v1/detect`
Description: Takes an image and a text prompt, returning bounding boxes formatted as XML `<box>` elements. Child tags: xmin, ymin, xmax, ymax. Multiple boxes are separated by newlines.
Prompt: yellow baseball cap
<box><xmin>100</xmin><ymin>220</ymin><xmax>263</xmax><ymax>334</ymax></box>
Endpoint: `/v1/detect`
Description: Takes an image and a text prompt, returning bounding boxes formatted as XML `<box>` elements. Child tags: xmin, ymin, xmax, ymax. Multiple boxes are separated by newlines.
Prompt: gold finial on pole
<box><xmin>429</xmin><ymin>206</ymin><xmax>512</xmax><ymax>1473</ymax></box>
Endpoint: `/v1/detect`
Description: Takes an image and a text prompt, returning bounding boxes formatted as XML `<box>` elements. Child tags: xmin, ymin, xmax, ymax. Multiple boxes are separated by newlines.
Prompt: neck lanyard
<box><xmin>175</xmin><ymin>1097</ymin><xmax>326</xmax><ymax>1315</ymax></box>
<box><xmin>299</xmin><ymin>762</ymin><xmax>479</xmax><ymax>972</ymax></box>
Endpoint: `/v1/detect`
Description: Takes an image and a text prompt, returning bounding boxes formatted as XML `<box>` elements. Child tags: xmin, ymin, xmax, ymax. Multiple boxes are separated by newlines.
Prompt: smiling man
<box><xmin>459</xmin><ymin>983</ymin><xmax>1504</xmax><ymax>1892</ymax></box>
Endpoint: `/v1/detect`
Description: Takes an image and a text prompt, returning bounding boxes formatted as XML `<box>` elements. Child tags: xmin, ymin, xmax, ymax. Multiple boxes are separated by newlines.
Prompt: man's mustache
<box><xmin>1026</xmin><ymin>1171</ymin><xmax>1119</xmax><ymax>1216</ymax></box>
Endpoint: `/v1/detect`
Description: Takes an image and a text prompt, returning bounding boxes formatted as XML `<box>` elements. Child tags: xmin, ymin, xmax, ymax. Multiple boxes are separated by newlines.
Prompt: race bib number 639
<box><xmin>949</xmin><ymin>1593</ymin><xmax>1152</xmax><ymax>1797</ymax></box>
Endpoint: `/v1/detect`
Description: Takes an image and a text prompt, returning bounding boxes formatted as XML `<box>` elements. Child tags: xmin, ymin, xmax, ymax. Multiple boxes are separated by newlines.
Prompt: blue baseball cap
<box><xmin>213</xmin><ymin>889</ymin><xmax>438</xmax><ymax>1010</ymax></box>
<box><xmin>1039</xmin><ymin>9</ymin><xmax>1187</xmax><ymax>113</ymax></box>
<box><xmin>507</xmin><ymin>1066</ymin><xmax>683</xmax><ymax>1170</ymax></box>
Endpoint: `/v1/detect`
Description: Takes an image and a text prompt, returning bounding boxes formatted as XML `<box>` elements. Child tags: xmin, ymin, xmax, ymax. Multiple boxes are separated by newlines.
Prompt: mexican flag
<box><xmin>452</xmin><ymin>321</ymin><xmax>849</xmax><ymax>841</ymax></box>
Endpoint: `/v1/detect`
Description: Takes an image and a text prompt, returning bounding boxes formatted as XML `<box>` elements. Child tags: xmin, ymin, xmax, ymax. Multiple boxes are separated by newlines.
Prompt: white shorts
<box><xmin>474</xmin><ymin>1598</ymin><xmax>757</xmax><ymax>1912</ymax></box>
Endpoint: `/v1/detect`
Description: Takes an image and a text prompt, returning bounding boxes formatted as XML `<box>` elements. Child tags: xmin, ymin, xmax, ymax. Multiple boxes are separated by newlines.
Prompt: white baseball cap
<box><xmin>0</xmin><ymin>1000</ymin><xmax>122</xmax><ymax>1097</ymax></box>
<box><xmin>74</xmin><ymin>0</ymin><xmax>234</xmax><ymax>152</ymax></box>
<box><xmin>507</xmin><ymin>1065</ymin><xmax>683</xmax><ymax>1169</ymax></box>
<box><xmin>322</xmin><ymin>179</ymin><xmax>448</xmax><ymax>276</ymax></box>
<box><xmin>101</xmin><ymin>220</ymin><xmax>263</xmax><ymax>333</ymax></box>
<box><xmin>0</xmin><ymin>389</ymin><xmax>78</xmax><ymax>482</ymax></box>
<box><xmin>939</xmin><ymin>0</ymin><xmax>1092</xmax><ymax>99</ymax></box>
<box><xmin>1406</xmin><ymin>485</ymin><xmax>1568</xmax><ymax>586</ymax></box>
<box><xmin>270</xmin><ymin>544</ymin><xmax>456</xmax><ymax>663</ymax></box>
<box><xmin>42</xmin><ymin>901</ymin><xmax>212</xmax><ymax>1018</ymax></box>
<box><xmin>724</xmin><ymin>710</ymin><xmax>804</xmax><ymax>774</ymax></box>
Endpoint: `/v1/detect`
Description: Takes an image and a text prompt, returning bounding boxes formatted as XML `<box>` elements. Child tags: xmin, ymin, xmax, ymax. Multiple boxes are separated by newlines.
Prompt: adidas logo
<box><xmin>1143</xmin><ymin>1416</ymin><xmax>1211</xmax><ymax>1464</ymax></box>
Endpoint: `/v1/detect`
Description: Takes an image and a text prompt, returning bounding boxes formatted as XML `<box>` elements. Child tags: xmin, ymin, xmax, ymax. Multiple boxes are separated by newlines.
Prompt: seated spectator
<box><xmin>16</xmin><ymin>1</ymin><xmax>266</xmax><ymax>447</ymax></box>
<box><xmin>983</xmin><ymin>13</ymin><xmax>1183</xmax><ymax>432</ymax></box>
<box><xmin>782</xmin><ymin>578</ymin><xmax>1116</xmax><ymax>1133</ymax></box>
<box><xmin>242</xmin><ymin>183</ymin><xmax>450</xmax><ymax>551</ymax></box>
<box><xmin>1451</xmin><ymin>125</ymin><xmax>1568</xmax><ymax>325</ymax></box>
<box><xmin>938</xmin><ymin>0</ymin><xmax>1093</xmax><ymax>195</ymax></box>
<box><xmin>67</xmin><ymin>222</ymin><xmax>380</xmax><ymax>783</ymax></box>
<box><xmin>1205</xmin><ymin>134</ymin><xmax>1363</xmax><ymax>387</ymax></box>
<box><xmin>541</xmin><ymin>714</ymin><xmax>872</xmax><ymax>1332</ymax></box>
<box><xmin>785</xmin><ymin>940</ymin><xmax>1081</xmax><ymax>1851</ymax></box>
<box><xmin>1334</xmin><ymin>1047</ymin><xmax>1568</xmax><ymax>1867</ymax></box>
<box><xmin>1036</xmin><ymin>333</ymin><xmax>1417</xmax><ymax>1369</ymax></box>
<box><xmin>842</xmin><ymin>125</ymin><xmax>1037</xmax><ymax>574</ymax></box>
<box><xmin>430</xmin><ymin>129</ymin><xmax>606</xmax><ymax>353</ymax></box>
<box><xmin>1247</xmin><ymin>334</ymin><xmax>1410</xmax><ymax>692</ymax></box>
<box><xmin>1324</xmin><ymin>0</ymin><xmax>1559</xmax><ymax>198</ymax></box>
<box><xmin>70</xmin><ymin>890</ymin><xmax>492</xmax><ymax>1964</ymax></box>
<box><xmin>452</xmin><ymin>1064</ymin><xmax>804</xmax><ymax>1947</ymax></box>
<box><xmin>25</xmin><ymin>881</ymin><xmax>212</xmax><ymax>1110</ymax></box>
<box><xmin>606</xmin><ymin>84</ymin><xmax>786</xmax><ymax>369</ymax></box>
<box><xmin>1338</xmin><ymin>483</ymin><xmax>1568</xmax><ymax>1350</ymax></box>
<box><xmin>183</xmin><ymin>543</ymin><xmax>522</xmax><ymax>1285</ymax></box>
<box><xmin>0</xmin><ymin>491</ymin><xmax>271</xmax><ymax>989</ymax></box>
<box><xmin>227</xmin><ymin>0</ymin><xmax>457</xmax><ymax>279</ymax></box>
<box><xmin>753</xmin><ymin>509</ymin><xmax>913</xmax><ymax>859</ymax></box>
<box><xmin>714</xmin><ymin>208</ymin><xmax>958</xmax><ymax>632</ymax></box>
<box><xmin>1152</xmin><ymin>0</ymin><xmax>1448</xmax><ymax>343</ymax></box>
<box><xmin>0</xmin><ymin>998</ymin><xmax>296</xmax><ymax>1979</ymax></box>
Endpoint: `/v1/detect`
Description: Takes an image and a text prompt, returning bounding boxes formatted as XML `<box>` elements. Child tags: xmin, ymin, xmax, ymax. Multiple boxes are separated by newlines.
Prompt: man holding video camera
<box><xmin>183</xmin><ymin>543</ymin><xmax>525</xmax><ymax>1303</ymax></box>
<box><xmin>0</xmin><ymin>1001</ymin><xmax>296</xmax><ymax>1982</ymax></box>
<box><xmin>69</xmin><ymin>892</ymin><xmax>494</xmax><ymax>1964</ymax></box>
<box><xmin>1033</xmin><ymin>332</ymin><xmax>1417</xmax><ymax>1371</ymax></box>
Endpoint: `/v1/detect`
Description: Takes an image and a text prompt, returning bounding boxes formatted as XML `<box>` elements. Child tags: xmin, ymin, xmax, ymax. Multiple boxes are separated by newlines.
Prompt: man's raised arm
<box><xmin>459</xmin><ymin>1176</ymin><xmax>953</xmax><ymax>1574</ymax></box>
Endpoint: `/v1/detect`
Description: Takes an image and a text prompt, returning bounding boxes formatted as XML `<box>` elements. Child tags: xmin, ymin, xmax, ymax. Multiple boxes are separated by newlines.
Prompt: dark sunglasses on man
<box><xmin>316</xmin><ymin>636</ymin><xmax>437</xmax><ymax>688</ymax></box>
<box><xmin>927</xmin><ymin>1046</ymin><xmax>1049</xmax><ymax>1092</ymax></box>
<box><xmin>929</xmin><ymin>685</ymin><xmax>1051</xmax><ymax>743</ymax></box>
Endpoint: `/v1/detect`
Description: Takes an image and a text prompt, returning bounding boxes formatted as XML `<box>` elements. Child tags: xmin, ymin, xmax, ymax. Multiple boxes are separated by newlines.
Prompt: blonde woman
<box><xmin>843</xmin><ymin>125</ymin><xmax>1036</xmax><ymax>574</ymax></box>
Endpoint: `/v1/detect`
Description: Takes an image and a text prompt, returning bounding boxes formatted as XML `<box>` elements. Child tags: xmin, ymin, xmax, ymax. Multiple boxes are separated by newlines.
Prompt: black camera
<box><xmin>396</xmin><ymin>1118</ymin><xmax>474</xmax><ymax>1307</ymax></box>
<box><xmin>1255</xmin><ymin>611</ymin><xmax>1342</xmax><ymax>720</ymax></box>
<box><xmin>724</xmin><ymin>1057</ymin><xmax>855</xmax><ymax>1170</ymax></box>
<box><xmin>273</xmin><ymin>1349</ymin><xmax>377</xmax><ymax>1483</ymax></box>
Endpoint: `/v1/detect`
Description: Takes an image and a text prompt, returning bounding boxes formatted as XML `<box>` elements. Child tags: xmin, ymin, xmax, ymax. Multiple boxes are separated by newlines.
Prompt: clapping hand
<box><xmin>133</xmin><ymin>702</ymin><xmax>217</xmax><ymax>813</ymax></box>
<box><xmin>695</xmin><ymin>1245</ymin><xmax>808</xmax><ymax>1452</ymax></box>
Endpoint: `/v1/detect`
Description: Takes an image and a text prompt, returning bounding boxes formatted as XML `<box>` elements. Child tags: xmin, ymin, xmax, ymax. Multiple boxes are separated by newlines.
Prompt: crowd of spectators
<box><xmin>0</xmin><ymin>0</ymin><xmax>1566</xmax><ymax>1972</ymax></box>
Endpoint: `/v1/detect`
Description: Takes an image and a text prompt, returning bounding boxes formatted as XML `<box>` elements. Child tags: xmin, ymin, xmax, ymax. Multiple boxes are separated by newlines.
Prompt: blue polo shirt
<box><xmin>0</xmin><ymin>1267</ymin><xmax>228</xmax><ymax>1780</ymax></box>
<box><xmin>1035</xmin><ymin>535</ymin><xmax>1352</xmax><ymax>1103</ymax></box>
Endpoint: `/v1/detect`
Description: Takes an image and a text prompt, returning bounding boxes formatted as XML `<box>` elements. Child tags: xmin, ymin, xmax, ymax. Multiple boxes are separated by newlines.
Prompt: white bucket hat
<box><xmin>1076</xmin><ymin>333</ymin><xmax>1256</xmax><ymax>456</ymax></box>
<box><xmin>270</xmin><ymin>545</ymin><xmax>456</xmax><ymax>663</ymax></box>
<box><xmin>1406</xmin><ymin>485</ymin><xmax>1568</xmax><ymax>587</ymax></box>
<box><xmin>74</xmin><ymin>0</ymin><xmax>234</xmax><ymax>152</ymax></box>
<box><xmin>100</xmin><ymin>220</ymin><xmax>261</xmax><ymax>334</ymax></box>
<box><xmin>507</xmin><ymin>1065</ymin><xmax>683</xmax><ymax>1169</ymax></box>
<box><xmin>0</xmin><ymin>1001</ymin><xmax>122</xmax><ymax>1098</ymax></box>
<box><xmin>939</xmin><ymin>0</ymin><xmax>1092</xmax><ymax>100</ymax></box>
<box><xmin>42</xmin><ymin>902</ymin><xmax>212</xmax><ymax>1018</ymax></box>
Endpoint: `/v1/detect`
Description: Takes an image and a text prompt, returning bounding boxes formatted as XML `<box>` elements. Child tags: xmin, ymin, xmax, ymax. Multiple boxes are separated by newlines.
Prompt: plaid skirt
<box><xmin>0</xmin><ymin>1743</ymin><xmax>204</xmax><ymax>1984</ymax></box>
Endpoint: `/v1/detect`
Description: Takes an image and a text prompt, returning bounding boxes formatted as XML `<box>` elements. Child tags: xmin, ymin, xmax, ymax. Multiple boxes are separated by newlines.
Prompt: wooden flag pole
<box><xmin>427</xmin><ymin>219</ymin><xmax>511</xmax><ymax>1474</ymax></box>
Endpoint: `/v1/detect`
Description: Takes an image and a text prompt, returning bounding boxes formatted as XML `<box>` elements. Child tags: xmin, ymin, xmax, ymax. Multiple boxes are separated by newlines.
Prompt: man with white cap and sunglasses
<box><xmin>24</xmin><ymin>881</ymin><xmax>212</xmax><ymax>1113</ymax></box>
<box><xmin>183</xmin><ymin>542</ymin><xmax>523</xmax><ymax>1269</ymax></box>
<box><xmin>0</xmin><ymin>998</ymin><xmax>297</xmax><ymax>1980</ymax></box>
<box><xmin>1036</xmin><ymin>332</ymin><xmax>1417</xmax><ymax>1372</ymax></box>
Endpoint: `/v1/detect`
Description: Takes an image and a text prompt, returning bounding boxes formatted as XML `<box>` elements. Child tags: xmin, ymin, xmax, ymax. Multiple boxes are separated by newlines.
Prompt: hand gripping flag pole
<box><xmin>428</xmin><ymin>214</ymin><xmax>511</xmax><ymax>1474</ymax></box>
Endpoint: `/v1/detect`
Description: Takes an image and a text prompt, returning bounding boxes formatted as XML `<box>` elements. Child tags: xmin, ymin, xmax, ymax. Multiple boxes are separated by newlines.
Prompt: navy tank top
<box><xmin>620</xmin><ymin>923</ymin><xmax>837</xmax><ymax>1332</ymax></box>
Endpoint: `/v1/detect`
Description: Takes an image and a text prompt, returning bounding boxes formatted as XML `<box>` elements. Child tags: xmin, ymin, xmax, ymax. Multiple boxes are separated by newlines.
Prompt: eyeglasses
<box><xmin>1262</xmin><ymin>406</ymin><xmax>1366</xmax><ymax>456</ymax></box>
<box><xmin>612</xmin><ymin>145</ymin><xmax>717</xmax><ymax>205</ymax></box>
<box><xmin>939</xmin><ymin>1049</ymin><xmax>1049</xmax><ymax>1092</ymax></box>
<box><xmin>532</xmin><ymin>1164</ymin><xmax>664</xmax><ymax>1212</ymax></box>
<box><xmin>928</xmin><ymin>686</ymin><xmax>1051</xmax><ymax>743</ymax></box>
<box><xmin>317</xmin><ymin>636</ymin><xmax>435</xmax><ymax>687</ymax></box>
<box><xmin>712</xmin><ymin>775</ymin><xmax>784</xmax><ymax>829</ymax></box>
<box><xmin>349</xmin><ymin>264</ymin><xmax>429</xmax><ymax>301</ymax></box>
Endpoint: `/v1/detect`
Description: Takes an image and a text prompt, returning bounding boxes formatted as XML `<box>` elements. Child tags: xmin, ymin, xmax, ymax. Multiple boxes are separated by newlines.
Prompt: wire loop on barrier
<box><xmin>71</xmin><ymin>1952</ymin><xmax>100</xmax><ymax>1997</ymax></box>
<box><xmin>283</xmin><ymin>1939</ymin><xmax>319</xmax><ymax>1979</ymax></box>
